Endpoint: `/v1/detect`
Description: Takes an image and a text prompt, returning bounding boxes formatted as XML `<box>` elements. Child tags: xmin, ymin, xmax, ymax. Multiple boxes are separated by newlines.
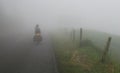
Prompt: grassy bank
<box><xmin>52</xmin><ymin>30</ymin><xmax>120</xmax><ymax>73</ymax></box>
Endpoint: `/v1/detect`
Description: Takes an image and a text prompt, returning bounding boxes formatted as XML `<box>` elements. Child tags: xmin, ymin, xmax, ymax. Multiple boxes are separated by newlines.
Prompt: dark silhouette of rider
<box><xmin>35</xmin><ymin>24</ymin><xmax>40</xmax><ymax>34</ymax></box>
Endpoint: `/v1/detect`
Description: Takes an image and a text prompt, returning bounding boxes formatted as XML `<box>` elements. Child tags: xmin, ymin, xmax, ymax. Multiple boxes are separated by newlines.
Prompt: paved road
<box><xmin>22</xmin><ymin>35</ymin><xmax>58</xmax><ymax>73</ymax></box>
<box><xmin>0</xmin><ymin>33</ymin><xmax>58</xmax><ymax>73</ymax></box>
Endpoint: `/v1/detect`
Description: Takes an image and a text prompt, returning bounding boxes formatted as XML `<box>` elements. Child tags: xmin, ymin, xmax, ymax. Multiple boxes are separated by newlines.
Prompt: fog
<box><xmin>0</xmin><ymin>0</ymin><xmax>120</xmax><ymax>72</ymax></box>
<box><xmin>0</xmin><ymin>0</ymin><xmax>120</xmax><ymax>36</ymax></box>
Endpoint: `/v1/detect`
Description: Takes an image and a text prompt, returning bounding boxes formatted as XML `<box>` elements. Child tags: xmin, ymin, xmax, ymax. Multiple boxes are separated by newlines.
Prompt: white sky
<box><xmin>0</xmin><ymin>0</ymin><xmax>120</xmax><ymax>35</ymax></box>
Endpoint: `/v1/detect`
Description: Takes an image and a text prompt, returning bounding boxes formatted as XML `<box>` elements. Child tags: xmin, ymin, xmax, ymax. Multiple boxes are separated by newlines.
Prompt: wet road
<box><xmin>0</xmin><ymin>33</ymin><xmax>58</xmax><ymax>73</ymax></box>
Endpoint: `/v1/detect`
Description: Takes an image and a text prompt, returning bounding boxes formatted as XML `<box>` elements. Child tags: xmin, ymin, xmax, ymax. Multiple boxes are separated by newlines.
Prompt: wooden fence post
<box><xmin>73</xmin><ymin>29</ymin><xmax>75</xmax><ymax>42</ymax></box>
<box><xmin>80</xmin><ymin>28</ymin><xmax>83</xmax><ymax>47</ymax></box>
<box><xmin>101</xmin><ymin>37</ymin><xmax>112</xmax><ymax>63</ymax></box>
<box><xmin>80</xmin><ymin>28</ymin><xmax>83</xmax><ymax>42</ymax></box>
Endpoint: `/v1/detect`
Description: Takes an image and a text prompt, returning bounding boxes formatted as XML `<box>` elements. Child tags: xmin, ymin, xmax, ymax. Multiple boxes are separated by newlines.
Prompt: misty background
<box><xmin>0</xmin><ymin>0</ymin><xmax>120</xmax><ymax>72</ymax></box>
<box><xmin>0</xmin><ymin>0</ymin><xmax>120</xmax><ymax>36</ymax></box>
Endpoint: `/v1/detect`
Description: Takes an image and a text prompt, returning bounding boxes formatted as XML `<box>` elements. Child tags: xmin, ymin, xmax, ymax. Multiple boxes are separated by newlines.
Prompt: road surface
<box><xmin>0</xmin><ymin>32</ymin><xmax>58</xmax><ymax>73</ymax></box>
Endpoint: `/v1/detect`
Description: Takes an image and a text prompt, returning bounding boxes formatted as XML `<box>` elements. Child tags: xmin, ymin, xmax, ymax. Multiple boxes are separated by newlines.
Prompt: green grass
<box><xmin>52</xmin><ymin>30</ymin><xmax>120</xmax><ymax>73</ymax></box>
<box><xmin>76</xmin><ymin>29</ymin><xmax>120</xmax><ymax>61</ymax></box>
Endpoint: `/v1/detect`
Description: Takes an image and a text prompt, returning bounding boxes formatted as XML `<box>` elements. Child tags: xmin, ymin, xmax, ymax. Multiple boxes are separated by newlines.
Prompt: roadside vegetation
<box><xmin>52</xmin><ymin>28</ymin><xmax>120</xmax><ymax>73</ymax></box>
